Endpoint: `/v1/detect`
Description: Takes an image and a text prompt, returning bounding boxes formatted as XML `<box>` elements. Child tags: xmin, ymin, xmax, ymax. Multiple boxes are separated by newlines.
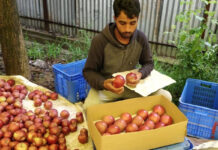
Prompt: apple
<box><xmin>114</xmin><ymin>119</ymin><xmax>127</xmax><ymax>132</ymax></box>
<box><xmin>60</xmin><ymin>110</ymin><xmax>70</xmax><ymax>119</ymax></box>
<box><xmin>44</xmin><ymin>101</ymin><xmax>53</xmax><ymax>110</ymax></box>
<box><xmin>50</xmin><ymin>92</ymin><xmax>58</xmax><ymax>100</ymax></box>
<box><xmin>34</xmin><ymin>99</ymin><xmax>42</xmax><ymax>107</ymax></box>
<box><xmin>139</xmin><ymin>125</ymin><xmax>150</xmax><ymax>131</ymax></box>
<box><xmin>32</xmin><ymin>137</ymin><xmax>43</xmax><ymax>147</ymax></box>
<box><xmin>58</xmin><ymin>137</ymin><xmax>66</xmax><ymax>144</ymax></box>
<box><xmin>20</xmin><ymin>89</ymin><xmax>28</xmax><ymax>95</ymax></box>
<box><xmin>78</xmin><ymin>133</ymin><xmax>88</xmax><ymax>144</ymax></box>
<box><xmin>80</xmin><ymin>128</ymin><xmax>88</xmax><ymax>136</ymax></box>
<box><xmin>148</xmin><ymin>112</ymin><xmax>160</xmax><ymax>124</ymax></box>
<box><xmin>6</xmin><ymin>96</ymin><xmax>15</xmax><ymax>104</ymax></box>
<box><xmin>61</xmin><ymin>119</ymin><xmax>70</xmax><ymax>127</ymax></box>
<box><xmin>125</xmin><ymin>123</ymin><xmax>138</xmax><ymax>132</ymax></box>
<box><xmin>49</xmin><ymin>122</ymin><xmax>58</xmax><ymax>128</ymax></box>
<box><xmin>49</xmin><ymin>144</ymin><xmax>58</xmax><ymax>150</ymax></box>
<box><xmin>49</xmin><ymin>109</ymin><xmax>58</xmax><ymax>118</ymax></box>
<box><xmin>47</xmin><ymin>135</ymin><xmax>58</xmax><ymax>144</ymax></box>
<box><xmin>39</xmin><ymin>146</ymin><xmax>49</xmax><ymax>150</ymax></box>
<box><xmin>144</xmin><ymin>119</ymin><xmax>155</xmax><ymax>129</ymax></box>
<box><xmin>69</xmin><ymin>123</ymin><xmax>77</xmax><ymax>132</ymax></box>
<box><xmin>132</xmin><ymin>115</ymin><xmax>144</xmax><ymax>126</ymax></box>
<box><xmin>4</xmin><ymin>131</ymin><xmax>12</xmax><ymax>138</ymax></box>
<box><xmin>41</xmin><ymin>94</ymin><xmax>48</xmax><ymax>102</ymax></box>
<box><xmin>44</xmin><ymin>91</ymin><xmax>52</xmax><ymax>98</ymax></box>
<box><xmin>113</xmin><ymin>75</ymin><xmax>125</xmax><ymax>88</ymax></box>
<box><xmin>25</xmin><ymin>120</ymin><xmax>34</xmax><ymax>128</ymax></box>
<box><xmin>137</xmin><ymin>109</ymin><xmax>148</xmax><ymax>120</ymax></box>
<box><xmin>62</xmin><ymin>127</ymin><xmax>70</xmax><ymax>135</ymax></box>
<box><xmin>0</xmin><ymin>130</ymin><xmax>3</xmax><ymax>138</ymax></box>
<box><xmin>34</xmin><ymin>108</ymin><xmax>42</xmax><ymax>115</ymax></box>
<box><xmin>4</xmin><ymin>83</ymin><xmax>11</xmax><ymax>91</ymax></box>
<box><xmin>27</xmin><ymin>131</ymin><xmax>37</xmax><ymax>142</ymax></box>
<box><xmin>76</xmin><ymin>112</ymin><xmax>84</xmax><ymax>123</ymax></box>
<box><xmin>9</xmin><ymin>141</ymin><xmax>19</xmax><ymax>148</ymax></box>
<box><xmin>59</xmin><ymin>144</ymin><xmax>67</xmax><ymax>150</ymax></box>
<box><xmin>28</xmin><ymin>92</ymin><xmax>35</xmax><ymax>100</ymax></box>
<box><xmin>155</xmin><ymin>122</ymin><xmax>165</xmax><ymax>128</ymax></box>
<box><xmin>28</xmin><ymin>146</ymin><xmax>38</xmax><ymax>150</ymax></box>
<box><xmin>120</xmin><ymin>112</ymin><xmax>132</xmax><ymax>124</ymax></box>
<box><xmin>14</xmin><ymin>142</ymin><xmax>28</xmax><ymax>150</ymax></box>
<box><xmin>160</xmin><ymin>114</ymin><xmax>173</xmax><ymax>126</ymax></box>
<box><xmin>52</xmin><ymin>117</ymin><xmax>62</xmax><ymax>125</ymax></box>
<box><xmin>49</xmin><ymin>127</ymin><xmax>61</xmax><ymax>135</ymax></box>
<box><xmin>6</xmin><ymin>79</ymin><xmax>15</xmax><ymax>86</ymax></box>
<box><xmin>95</xmin><ymin>121</ymin><xmax>108</xmax><ymax>134</ymax></box>
<box><xmin>0</xmin><ymin>96</ymin><xmax>6</xmax><ymax>102</ymax></box>
<box><xmin>33</xmin><ymin>95</ymin><xmax>41</xmax><ymax>101</ymax></box>
<box><xmin>13</xmin><ymin>130</ymin><xmax>26</xmax><ymax>141</ymax></box>
<box><xmin>0</xmin><ymin>137</ymin><xmax>11</xmax><ymax>147</ymax></box>
<box><xmin>153</xmin><ymin>104</ymin><xmax>165</xmax><ymax>116</ymax></box>
<box><xmin>8</xmin><ymin>122</ymin><xmax>20</xmax><ymax>132</ymax></box>
<box><xmin>107</xmin><ymin>125</ymin><xmax>120</xmax><ymax>134</ymax></box>
<box><xmin>42</xmin><ymin>120</ymin><xmax>50</xmax><ymax>128</ymax></box>
<box><xmin>13</xmin><ymin>100</ymin><xmax>22</xmax><ymax>108</ymax></box>
<box><xmin>102</xmin><ymin>115</ymin><xmax>115</xmax><ymax>126</ymax></box>
<box><xmin>126</xmin><ymin>72</ymin><xmax>137</xmax><ymax>84</ymax></box>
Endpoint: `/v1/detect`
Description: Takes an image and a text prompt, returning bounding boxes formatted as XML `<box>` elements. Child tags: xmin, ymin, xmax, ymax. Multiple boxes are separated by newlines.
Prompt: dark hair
<box><xmin>113</xmin><ymin>0</ymin><xmax>140</xmax><ymax>18</ymax></box>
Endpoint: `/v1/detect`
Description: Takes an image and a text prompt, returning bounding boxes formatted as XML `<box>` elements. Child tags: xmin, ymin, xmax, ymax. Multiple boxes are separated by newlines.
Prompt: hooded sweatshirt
<box><xmin>83</xmin><ymin>23</ymin><xmax>154</xmax><ymax>90</ymax></box>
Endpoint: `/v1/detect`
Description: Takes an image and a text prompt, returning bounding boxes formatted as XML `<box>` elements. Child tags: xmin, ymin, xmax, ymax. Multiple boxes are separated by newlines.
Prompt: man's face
<box><xmin>114</xmin><ymin>11</ymin><xmax>138</xmax><ymax>39</ymax></box>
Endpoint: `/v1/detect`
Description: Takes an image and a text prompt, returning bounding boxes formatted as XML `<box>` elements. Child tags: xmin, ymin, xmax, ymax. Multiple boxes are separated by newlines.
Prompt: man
<box><xmin>83</xmin><ymin>0</ymin><xmax>171</xmax><ymax>109</ymax></box>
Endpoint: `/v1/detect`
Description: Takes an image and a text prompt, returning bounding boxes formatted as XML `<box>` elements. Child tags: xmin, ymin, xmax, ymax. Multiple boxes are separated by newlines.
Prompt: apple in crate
<box><xmin>120</xmin><ymin>112</ymin><xmax>132</xmax><ymax>124</ymax></box>
<box><xmin>160</xmin><ymin>114</ymin><xmax>173</xmax><ymax>126</ymax></box>
<box><xmin>114</xmin><ymin>119</ymin><xmax>127</xmax><ymax>132</ymax></box>
<box><xmin>137</xmin><ymin>109</ymin><xmax>148</xmax><ymax>120</ymax></box>
<box><xmin>107</xmin><ymin>125</ymin><xmax>120</xmax><ymax>134</ymax></box>
<box><xmin>126</xmin><ymin>123</ymin><xmax>138</xmax><ymax>132</ymax></box>
<box><xmin>113</xmin><ymin>75</ymin><xmax>125</xmax><ymax>88</ymax></box>
<box><xmin>95</xmin><ymin>121</ymin><xmax>108</xmax><ymax>134</ymax></box>
<box><xmin>148</xmin><ymin>112</ymin><xmax>160</xmax><ymax>124</ymax></box>
<box><xmin>102</xmin><ymin>115</ymin><xmax>115</xmax><ymax>126</ymax></box>
<box><xmin>153</xmin><ymin>104</ymin><xmax>165</xmax><ymax>116</ymax></box>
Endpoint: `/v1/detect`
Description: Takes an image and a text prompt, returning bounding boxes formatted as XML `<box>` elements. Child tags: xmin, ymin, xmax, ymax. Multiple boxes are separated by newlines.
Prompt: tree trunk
<box><xmin>0</xmin><ymin>0</ymin><xmax>30</xmax><ymax>79</ymax></box>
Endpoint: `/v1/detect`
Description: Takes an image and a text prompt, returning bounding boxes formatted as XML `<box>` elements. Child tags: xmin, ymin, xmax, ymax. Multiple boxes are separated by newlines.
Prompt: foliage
<box><xmin>159</xmin><ymin>0</ymin><xmax>218</xmax><ymax>104</ymax></box>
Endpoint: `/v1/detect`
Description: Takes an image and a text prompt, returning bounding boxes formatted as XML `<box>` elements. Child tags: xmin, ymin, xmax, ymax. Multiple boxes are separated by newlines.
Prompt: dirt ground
<box><xmin>0</xmin><ymin>53</ymin><xmax>56</xmax><ymax>92</ymax></box>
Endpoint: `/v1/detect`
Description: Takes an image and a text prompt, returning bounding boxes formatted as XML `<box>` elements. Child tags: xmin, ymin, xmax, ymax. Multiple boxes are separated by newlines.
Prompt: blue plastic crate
<box><xmin>179</xmin><ymin>78</ymin><xmax>218</xmax><ymax>139</ymax></box>
<box><xmin>52</xmin><ymin>59</ymin><xmax>90</xmax><ymax>103</ymax></box>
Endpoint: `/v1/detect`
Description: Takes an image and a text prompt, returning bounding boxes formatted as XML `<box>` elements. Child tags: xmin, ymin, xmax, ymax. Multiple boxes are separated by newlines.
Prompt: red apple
<box><xmin>80</xmin><ymin>128</ymin><xmax>88</xmax><ymax>136</ymax></box>
<box><xmin>69</xmin><ymin>123</ymin><xmax>77</xmax><ymax>132</ymax></box>
<box><xmin>14</xmin><ymin>142</ymin><xmax>28</xmax><ymax>150</ymax></box>
<box><xmin>0</xmin><ymin>137</ymin><xmax>10</xmax><ymax>147</ymax></box>
<box><xmin>61</xmin><ymin>119</ymin><xmax>70</xmax><ymax>127</ymax></box>
<box><xmin>45</xmin><ymin>91</ymin><xmax>52</xmax><ymax>98</ymax></box>
<box><xmin>6</xmin><ymin>96</ymin><xmax>15</xmax><ymax>104</ymax></box>
<box><xmin>53</xmin><ymin>117</ymin><xmax>62</xmax><ymax>125</ymax></box>
<box><xmin>137</xmin><ymin>109</ymin><xmax>148</xmax><ymax>120</ymax></box>
<box><xmin>144</xmin><ymin>119</ymin><xmax>155</xmax><ymax>129</ymax></box>
<box><xmin>120</xmin><ymin>112</ymin><xmax>132</xmax><ymax>124</ymax></box>
<box><xmin>155</xmin><ymin>122</ymin><xmax>165</xmax><ymax>128</ymax></box>
<box><xmin>126</xmin><ymin>72</ymin><xmax>137</xmax><ymax>84</ymax></box>
<box><xmin>32</xmin><ymin>137</ymin><xmax>43</xmax><ymax>147</ymax></box>
<box><xmin>160</xmin><ymin>114</ymin><xmax>173</xmax><ymax>126</ymax></box>
<box><xmin>44</xmin><ymin>101</ymin><xmax>53</xmax><ymax>110</ymax></box>
<box><xmin>148</xmin><ymin>112</ymin><xmax>160</xmax><ymax>124</ymax></box>
<box><xmin>58</xmin><ymin>137</ymin><xmax>66</xmax><ymax>144</ymax></box>
<box><xmin>9</xmin><ymin>141</ymin><xmax>19</xmax><ymax>148</ymax></box>
<box><xmin>139</xmin><ymin>124</ymin><xmax>150</xmax><ymax>131</ymax></box>
<box><xmin>62</xmin><ymin>127</ymin><xmax>70</xmax><ymax>135</ymax></box>
<box><xmin>107</xmin><ymin>125</ymin><xmax>120</xmax><ymax>134</ymax></box>
<box><xmin>0</xmin><ymin>96</ymin><xmax>6</xmax><ymax>102</ymax></box>
<box><xmin>78</xmin><ymin>133</ymin><xmax>88</xmax><ymax>144</ymax></box>
<box><xmin>28</xmin><ymin>146</ymin><xmax>38</xmax><ymax>150</ymax></box>
<box><xmin>76</xmin><ymin>112</ymin><xmax>84</xmax><ymax>123</ymax></box>
<box><xmin>41</xmin><ymin>94</ymin><xmax>48</xmax><ymax>102</ymax></box>
<box><xmin>95</xmin><ymin>121</ymin><xmax>108</xmax><ymax>134</ymax></box>
<box><xmin>125</xmin><ymin>123</ymin><xmax>138</xmax><ymax>132</ymax></box>
<box><xmin>50</xmin><ymin>92</ymin><xmax>58</xmax><ymax>100</ymax></box>
<box><xmin>47</xmin><ymin>135</ymin><xmax>58</xmax><ymax>144</ymax></box>
<box><xmin>8</xmin><ymin>122</ymin><xmax>20</xmax><ymax>132</ymax></box>
<box><xmin>13</xmin><ymin>130</ymin><xmax>26</xmax><ymax>141</ymax></box>
<box><xmin>6</xmin><ymin>79</ymin><xmax>15</xmax><ymax>86</ymax></box>
<box><xmin>153</xmin><ymin>104</ymin><xmax>165</xmax><ymax>116</ymax></box>
<box><xmin>49</xmin><ymin>109</ymin><xmax>58</xmax><ymax>118</ymax></box>
<box><xmin>102</xmin><ymin>115</ymin><xmax>114</xmax><ymax>126</ymax></box>
<box><xmin>60</xmin><ymin>110</ymin><xmax>70</xmax><ymax>119</ymax></box>
<box><xmin>114</xmin><ymin>119</ymin><xmax>127</xmax><ymax>132</ymax></box>
<box><xmin>49</xmin><ymin>127</ymin><xmax>61</xmax><ymax>135</ymax></box>
<box><xmin>113</xmin><ymin>75</ymin><xmax>125</xmax><ymax>88</ymax></box>
<box><xmin>27</xmin><ymin>131</ymin><xmax>37</xmax><ymax>142</ymax></box>
<box><xmin>28</xmin><ymin>92</ymin><xmax>35</xmax><ymax>100</ymax></box>
<box><xmin>132</xmin><ymin>115</ymin><xmax>144</xmax><ymax>126</ymax></box>
<box><xmin>49</xmin><ymin>144</ymin><xmax>58</xmax><ymax>150</ymax></box>
<box><xmin>34</xmin><ymin>99</ymin><xmax>42</xmax><ymax>107</ymax></box>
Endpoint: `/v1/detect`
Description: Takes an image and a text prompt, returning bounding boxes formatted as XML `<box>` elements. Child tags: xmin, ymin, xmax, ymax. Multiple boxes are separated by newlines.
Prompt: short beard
<box><xmin>116</xmin><ymin>28</ymin><xmax>133</xmax><ymax>39</ymax></box>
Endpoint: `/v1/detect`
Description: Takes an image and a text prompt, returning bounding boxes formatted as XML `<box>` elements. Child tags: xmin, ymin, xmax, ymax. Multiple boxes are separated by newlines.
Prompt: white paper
<box><xmin>113</xmin><ymin>69</ymin><xmax>176</xmax><ymax>96</ymax></box>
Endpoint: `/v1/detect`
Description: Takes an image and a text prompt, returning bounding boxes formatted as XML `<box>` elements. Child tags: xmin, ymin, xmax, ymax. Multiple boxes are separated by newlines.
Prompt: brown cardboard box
<box><xmin>87</xmin><ymin>95</ymin><xmax>188</xmax><ymax>150</ymax></box>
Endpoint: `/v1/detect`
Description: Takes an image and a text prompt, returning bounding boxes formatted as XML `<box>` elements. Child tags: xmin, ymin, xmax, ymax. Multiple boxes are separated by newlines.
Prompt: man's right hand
<box><xmin>103</xmin><ymin>78</ymin><xmax>124</xmax><ymax>95</ymax></box>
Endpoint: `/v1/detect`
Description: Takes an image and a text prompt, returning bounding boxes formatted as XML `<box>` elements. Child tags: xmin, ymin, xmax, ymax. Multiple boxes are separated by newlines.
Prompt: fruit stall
<box><xmin>0</xmin><ymin>75</ymin><xmax>93</xmax><ymax>150</ymax></box>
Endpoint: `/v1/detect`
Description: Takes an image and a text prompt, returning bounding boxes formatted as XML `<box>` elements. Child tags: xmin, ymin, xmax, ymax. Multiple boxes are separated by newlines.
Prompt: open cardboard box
<box><xmin>87</xmin><ymin>95</ymin><xmax>188</xmax><ymax>150</ymax></box>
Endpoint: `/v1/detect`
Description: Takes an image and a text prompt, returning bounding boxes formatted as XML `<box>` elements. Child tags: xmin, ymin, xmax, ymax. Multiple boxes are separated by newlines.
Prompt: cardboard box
<box><xmin>87</xmin><ymin>95</ymin><xmax>188</xmax><ymax>150</ymax></box>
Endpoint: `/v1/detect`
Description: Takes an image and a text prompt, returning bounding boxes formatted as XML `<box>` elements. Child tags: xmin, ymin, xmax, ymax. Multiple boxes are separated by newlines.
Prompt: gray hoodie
<box><xmin>83</xmin><ymin>23</ymin><xmax>154</xmax><ymax>90</ymax></box>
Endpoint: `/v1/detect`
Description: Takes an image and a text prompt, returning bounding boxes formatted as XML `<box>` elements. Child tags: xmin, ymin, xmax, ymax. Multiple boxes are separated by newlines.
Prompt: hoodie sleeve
<box><xmin>137</xmin><ymin>31</ymin><xmax>154</xmax><ymax>79</ymax></box>
<box><xmin>83</xmin><ymin>34</ymin><xmax>106</xmax><ymax>90</ymax></box>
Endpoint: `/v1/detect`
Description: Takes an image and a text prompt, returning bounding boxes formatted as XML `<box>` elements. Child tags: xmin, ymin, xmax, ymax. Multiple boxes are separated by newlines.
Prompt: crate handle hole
<box><xmin>200</xmin><ymin>83</ymin><xmax>211</xmax><ymax>88</ymax></box>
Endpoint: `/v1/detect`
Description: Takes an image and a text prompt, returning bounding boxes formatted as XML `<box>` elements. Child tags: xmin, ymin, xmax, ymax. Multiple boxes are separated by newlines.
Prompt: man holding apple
<box><xmin>83</xmin><ymin>0</ymin><xmax>171</xmax><ymax>109</ymax></box>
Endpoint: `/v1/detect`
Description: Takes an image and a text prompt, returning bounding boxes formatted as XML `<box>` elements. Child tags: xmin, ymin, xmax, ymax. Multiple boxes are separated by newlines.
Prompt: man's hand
<box><xmin>103</xmin><ymin>78</ymin><xmax>124</xmax><ymax>94</ymax></box>
<box><xmin>126</xmin><ymin>71</ymin><xmax>142</xmax><ymax>88</ymax></box>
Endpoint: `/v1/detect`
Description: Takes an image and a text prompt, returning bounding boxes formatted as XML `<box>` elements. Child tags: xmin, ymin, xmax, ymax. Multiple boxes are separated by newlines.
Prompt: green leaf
<box><xmin>195</xmin><ymin>16</ymin><xmax>204</xmax><ymax>21</ymax></box>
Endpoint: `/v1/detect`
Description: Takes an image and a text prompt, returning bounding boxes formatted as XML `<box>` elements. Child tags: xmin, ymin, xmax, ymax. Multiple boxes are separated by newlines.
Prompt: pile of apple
<box><xmin>95</xmin><ymin>104</ymin><xmax>173</xmax><ymax>135</ymax></box>
<box><xmin>113</xmin><ymin>72</ymin><xmax>138</xmax><ymax>88</ymax></box>
<box><xmin>0</xmin><ymin>78</ymin><xmax>88</xmax><ymax>150</ymax></box>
